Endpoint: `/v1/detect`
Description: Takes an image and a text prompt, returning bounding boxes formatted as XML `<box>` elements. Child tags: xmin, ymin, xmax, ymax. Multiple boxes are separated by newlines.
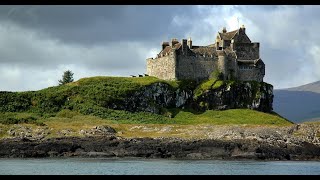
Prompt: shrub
<box><xmin>0</xmin><ymin>113</ymin><xmax>41</xmax><ymax>125</ymax></box>
<box><xmin>56</xmin><ymin>109</ymin><xmax>81</xmax><ymax>118</ymax></box>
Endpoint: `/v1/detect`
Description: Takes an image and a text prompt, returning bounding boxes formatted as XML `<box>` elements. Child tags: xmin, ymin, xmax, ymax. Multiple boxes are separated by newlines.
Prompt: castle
<box><xmin>146</xmin><ymin>25</ymin><xmax>265</xmax><ymax>82</ymax></box>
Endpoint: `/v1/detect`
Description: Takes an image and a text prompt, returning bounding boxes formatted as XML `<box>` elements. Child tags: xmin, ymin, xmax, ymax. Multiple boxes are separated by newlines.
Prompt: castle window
<box><xmin>239</xmin><ymin>65</ymin><xmax>254</xmax><ymax>70</ymax></box>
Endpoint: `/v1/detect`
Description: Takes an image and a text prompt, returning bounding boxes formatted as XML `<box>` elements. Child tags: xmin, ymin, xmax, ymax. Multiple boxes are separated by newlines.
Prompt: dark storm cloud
<box><xmin>0</xmin><ymin>5</ymin><xmax>194</xmax><ymax>45</ymax></box>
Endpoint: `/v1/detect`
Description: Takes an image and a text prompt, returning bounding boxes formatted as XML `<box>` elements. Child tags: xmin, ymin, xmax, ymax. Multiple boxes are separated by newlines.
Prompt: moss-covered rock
<box><xmin>194</xmin><ymin>81</ymin><xmax>273</xmax><ymax>112</ymax></box>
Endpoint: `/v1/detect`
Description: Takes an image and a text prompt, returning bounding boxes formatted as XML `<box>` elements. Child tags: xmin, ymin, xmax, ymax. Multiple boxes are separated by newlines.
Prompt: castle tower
<box><xmin>217</xmin><ymin>50</ymin><xmax>227</xmax><ymax>80</ymax></box>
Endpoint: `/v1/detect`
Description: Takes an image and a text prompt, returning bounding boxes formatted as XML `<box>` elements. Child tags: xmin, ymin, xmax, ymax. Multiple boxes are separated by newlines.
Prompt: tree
<box><xmin>58</xmin><ymin>70</ymin><xmax>74</xmax><ymax>85</ymax></box>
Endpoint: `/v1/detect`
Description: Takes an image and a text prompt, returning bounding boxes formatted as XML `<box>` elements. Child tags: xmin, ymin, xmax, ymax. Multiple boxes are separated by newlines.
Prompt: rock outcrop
<box><xmin>108</xmin><ymin>81</ymin><xmax>273</xmax><ymax>114</ymax></box>
<box><xmin>109</xmin><ymin>83</ymin><xmax>193</xmax><ymax>114</ymax></box>
<box><xmin>195</xmin><ymin>81</ymin><xmax>273</xmax><ymax>112</ymax></box>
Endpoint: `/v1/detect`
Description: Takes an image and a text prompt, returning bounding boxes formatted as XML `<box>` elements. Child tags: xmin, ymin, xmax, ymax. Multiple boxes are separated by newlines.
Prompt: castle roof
<box><xmin>219</xmin><ymin>29</ymin><xmax>238</xmax><ymax>40</ymax></box>
<box><xmin>158</xmin><ymin>43</ymin><xmax>182</xmax><ymax>56</ymax></box>
<box><xmin>191</xmin><ymin>46</ymin><xmax>217</xmax><ymax>56</ymax></box>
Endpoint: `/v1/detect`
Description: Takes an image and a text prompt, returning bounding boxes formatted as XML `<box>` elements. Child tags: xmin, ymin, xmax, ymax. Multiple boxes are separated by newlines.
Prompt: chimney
<box><xmin>162</xmin><ymin>42</ymin><xmax>169</xmax><ymax>50</ymax></box>
<box><xmin>187</xmin><ymin>37</ymin><xmax>192</xmax><ymax>49</ymax></box>
<box><xmin>240</xmin><ymin>24</ymin><xmax>245</xmax><ymax>33</ymax></box>
<box><xmin>171</xmin><ymin>38</ymin><xmax>179</xmax><ymax>47</ymax></box>
<box><xmin>222</xmin><ymin>27</ymin><xmax>227</xmax><ymax>33</ymax></box>
<box><xmin>181</xmin><ymin>39</ymin><xmax>188</xmax><ymax>52</ymax></box>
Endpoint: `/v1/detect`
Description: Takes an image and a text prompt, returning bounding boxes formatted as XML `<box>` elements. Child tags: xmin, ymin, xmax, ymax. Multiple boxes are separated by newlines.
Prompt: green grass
<box><xmin>72</xmin><ymin>76</ymin><xmax>179</xmax><ymax>89</ymax></box>
<box><xmin>0</xmin><ymin>109</ymin><xmax>291</xmax><ymax>126</ymax></box>
<box><xmin>194</xmin><ymin>79</ymin><xmax>224</xmax><ymax>99</ymax></box>
<box><xmin>167</xmin><ymin>109</ymin><xmax>292</xmax><ymax>125</ymax></box>
<box><xmin>63</xmin><ymin>108</ymin><xmax>290</xmax><ymax>126</ymax></box>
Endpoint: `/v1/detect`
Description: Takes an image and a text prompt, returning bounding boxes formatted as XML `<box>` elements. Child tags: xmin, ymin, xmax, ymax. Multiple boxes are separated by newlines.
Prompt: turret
<box><xmin>217</xmin><ymin>50</ymin><xmax>227</xmax><ymax>80</ymax></box>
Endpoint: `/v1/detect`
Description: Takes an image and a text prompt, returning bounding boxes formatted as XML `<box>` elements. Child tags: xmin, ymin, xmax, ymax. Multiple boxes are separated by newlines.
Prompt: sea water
<box><xmin>0</xmin><ymin>158</ymin><xmax>319</xmax><ymax>175</ymax></box>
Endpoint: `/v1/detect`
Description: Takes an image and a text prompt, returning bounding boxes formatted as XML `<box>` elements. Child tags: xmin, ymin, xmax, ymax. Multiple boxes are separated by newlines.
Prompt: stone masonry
<box><xmin>146</xmin><ymin>25</ymin><xmax>265</xmax><ymax>82</ymax></box>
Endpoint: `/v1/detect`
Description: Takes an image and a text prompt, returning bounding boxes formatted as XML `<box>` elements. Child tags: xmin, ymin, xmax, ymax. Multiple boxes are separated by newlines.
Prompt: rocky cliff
<box><xmin>108</xmin><ymin>81</ymin><xmax>273</xmax><ymax>114</ymax></box>
<box><xmin>195</xmin><ymin>81</ymin><xmax>273</xmax><ymax>112</ymax></box>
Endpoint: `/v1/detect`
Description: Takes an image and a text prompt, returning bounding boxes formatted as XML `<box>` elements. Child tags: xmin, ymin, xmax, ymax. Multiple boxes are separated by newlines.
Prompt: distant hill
<box><xmin>285</xmin><ymin>81</ymin><xmax>320</xmax><ymax>93</ymax></box>
<box><xmin>273</xmin><ymin>81</ymin><xmax>320</xmax><ymax>123</ymax></box>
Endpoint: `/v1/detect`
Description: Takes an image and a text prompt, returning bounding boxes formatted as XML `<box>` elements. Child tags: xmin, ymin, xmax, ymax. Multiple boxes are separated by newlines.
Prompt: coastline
<box><xmin>1</xmin><ymin>123</ymin><xmax>320</xmax><ymax>160</ymax></box>
<box><xmin>1</xmin><ymin>135</ymin><xmax>320</xmax><ymax>160</ymax></box>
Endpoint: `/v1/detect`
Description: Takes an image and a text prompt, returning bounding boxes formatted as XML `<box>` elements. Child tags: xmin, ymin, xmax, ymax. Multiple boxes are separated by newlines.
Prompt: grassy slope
<box><xmin>0</xmin><ymin>109</ymin><xmax>292</xmax><ymax>139</ymax></box>
<box><xmin>0</xmin><ymin>76</ymin><xmax>292</xmax><ymax>139</ymax></box>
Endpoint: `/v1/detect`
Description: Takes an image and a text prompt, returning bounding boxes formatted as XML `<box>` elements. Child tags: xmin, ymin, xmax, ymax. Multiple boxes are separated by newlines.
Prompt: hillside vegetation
<box><xmin>0</xmin><ymin>76</ymin><xmax>291</xmax><ymax>133</ymax></box>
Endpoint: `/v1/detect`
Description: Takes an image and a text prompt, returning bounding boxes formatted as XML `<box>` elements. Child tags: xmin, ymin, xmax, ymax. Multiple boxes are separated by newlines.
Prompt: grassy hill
<box><xmin>0</xmin><ymin>76</ymin><xmax>292</xmax><ymax>133</ymax></box>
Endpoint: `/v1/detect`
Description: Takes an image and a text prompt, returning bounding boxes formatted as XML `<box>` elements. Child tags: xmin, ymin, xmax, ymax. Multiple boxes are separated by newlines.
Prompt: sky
<box><xmin>0</xmin><ymin>5</ymin><xmax>319</xmax><ymax>91</ymax></box>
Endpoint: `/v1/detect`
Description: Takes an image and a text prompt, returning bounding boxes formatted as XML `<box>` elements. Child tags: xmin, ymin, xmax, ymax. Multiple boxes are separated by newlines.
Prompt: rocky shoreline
<box><xmin>1</xmin><ymin>135</ymin><xmax>320</xmax><ymax>160</ymax></box>
<box><xmin>1</xmin><ymin>123</ymin><xmax>320</xmax><ymax>160</ymax></box>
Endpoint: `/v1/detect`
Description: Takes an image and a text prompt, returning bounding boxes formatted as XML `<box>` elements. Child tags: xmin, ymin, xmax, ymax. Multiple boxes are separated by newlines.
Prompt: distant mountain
<box><xmin>285</xmin><ymin>81</ymin><xmax>320</xmax><ymax>93</ymax></box>
<box><xmin>273</xmin><ymin>81</ymin><xmax>320</xmax><ymax>123</ymax></box>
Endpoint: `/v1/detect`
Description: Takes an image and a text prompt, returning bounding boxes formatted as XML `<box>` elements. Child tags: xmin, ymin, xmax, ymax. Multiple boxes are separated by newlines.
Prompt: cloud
<box><xmin>1</xmin><ymin>5</ymin><xmax>320</xmax><ymax>91</ymax></box>
<box><xmin>0</xmin><ymin>21</ymin><xmax>154</xmax><ymax>91</ymax></box>
<box><xmin>0</xmin><ymin>5</ymin><xmax>194</xmax><ymax>45</ymax></box>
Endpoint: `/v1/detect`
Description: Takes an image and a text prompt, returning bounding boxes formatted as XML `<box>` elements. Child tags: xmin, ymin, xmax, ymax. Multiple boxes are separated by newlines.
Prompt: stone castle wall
<box><xmin>238</xmin><ymin>68</ymin><xmax>264</xmax><ymax>82</ymax></box>
<box><xmin>147</xmin><ymin>55</ymin><xmax>176</xmax><ymax>80</ymax></box>
<box><xmin>235</xmin><ymin>43</ymin><xmax>259</xmax><ymax>60</ymax></box>
<box><xmin>176</xmin><ymin>54</ymin><xmax>218</xmax><ymax>81</ymax></box>
<box><xmin>147</xmin><ymin>52</ymin><xmax>264</xmax><ymax>82</ymax></box>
